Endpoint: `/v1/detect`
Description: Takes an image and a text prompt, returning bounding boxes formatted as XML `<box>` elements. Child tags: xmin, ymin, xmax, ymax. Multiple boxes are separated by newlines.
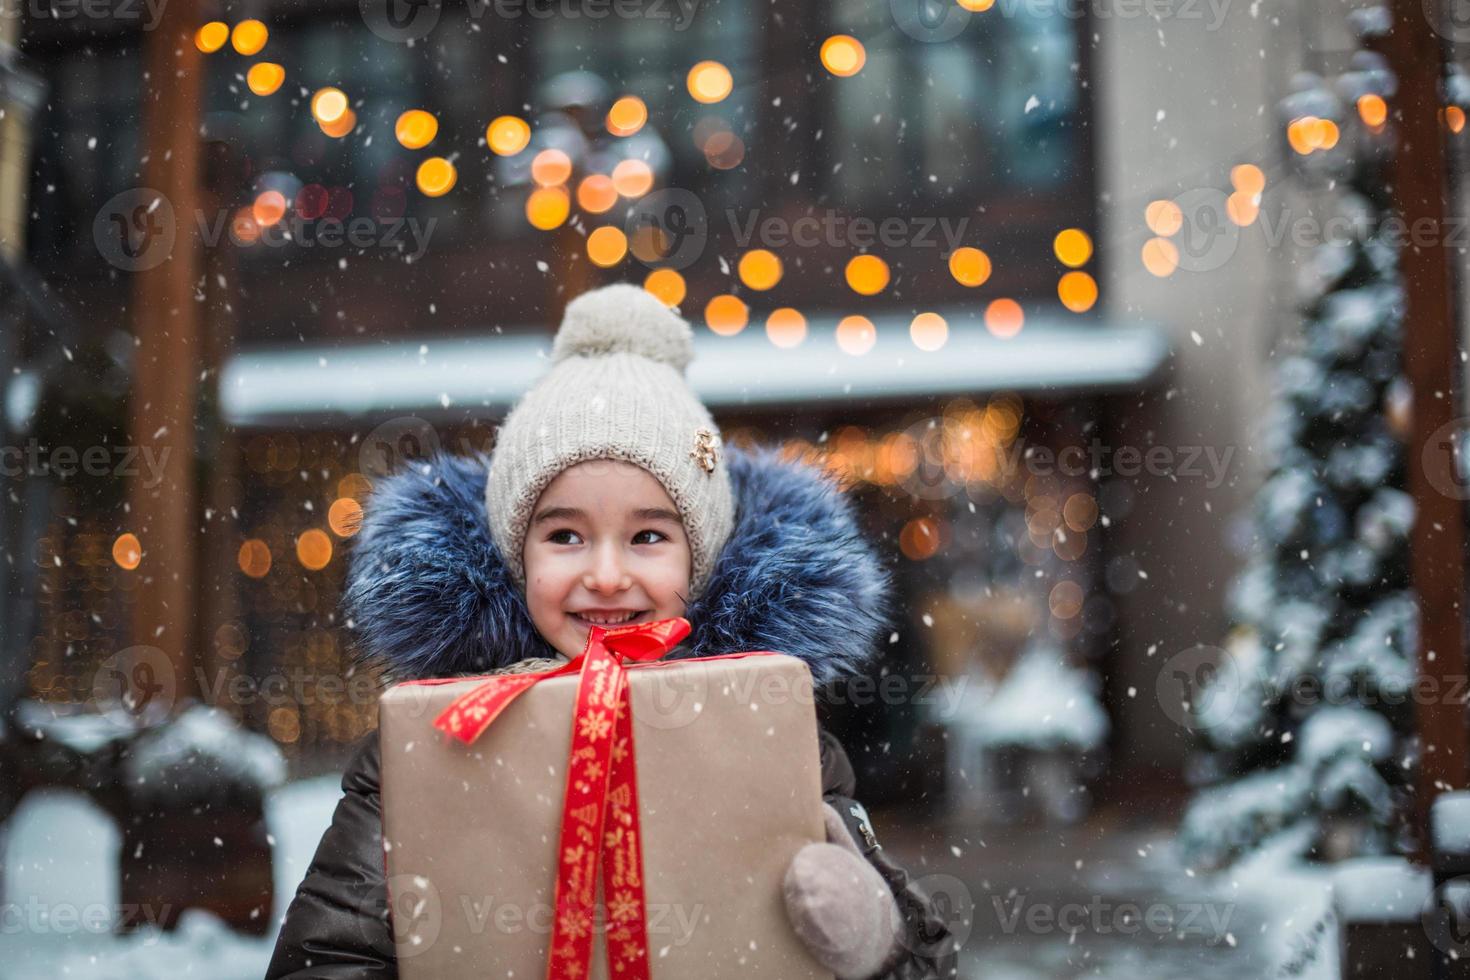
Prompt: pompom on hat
<box><xmin>485</xmin><ymin>283</ymin><xmax>735</xmax><ymax>600</ymax></box>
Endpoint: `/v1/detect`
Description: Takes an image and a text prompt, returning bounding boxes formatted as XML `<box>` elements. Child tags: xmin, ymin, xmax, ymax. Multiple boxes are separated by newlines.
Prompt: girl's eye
<box><xmin>547</xmin><ymin>529</ymin><xmax>665</xmax><ymax>545</ymax></box>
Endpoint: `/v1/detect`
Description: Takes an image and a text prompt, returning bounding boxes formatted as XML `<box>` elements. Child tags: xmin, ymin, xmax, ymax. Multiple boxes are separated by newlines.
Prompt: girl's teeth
<box><xmin>581</xmin><ymin>612</ymin><xmax>636</xmax><ymax>625</ymax></box>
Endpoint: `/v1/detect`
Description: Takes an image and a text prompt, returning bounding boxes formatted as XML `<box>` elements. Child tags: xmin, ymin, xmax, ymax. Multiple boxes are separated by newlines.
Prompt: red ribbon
<box><xmin>428</xmin><ymin>617</ymin><xmax>695</xmax><ymax>980</ymax></box>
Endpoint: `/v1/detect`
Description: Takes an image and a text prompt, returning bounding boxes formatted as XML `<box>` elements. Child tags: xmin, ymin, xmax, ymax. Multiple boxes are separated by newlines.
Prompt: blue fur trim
<box><xmin>344</xmin><ymin>445</ymin><xmax>892</xmax><ymax>685</ymax></box>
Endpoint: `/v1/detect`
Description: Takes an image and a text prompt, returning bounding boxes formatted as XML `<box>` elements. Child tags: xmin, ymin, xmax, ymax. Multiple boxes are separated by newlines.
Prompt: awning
<box><xmin>218</xmin><ymin>309</ymin><xmax>1171</xmax><ymax>429</ymax></box>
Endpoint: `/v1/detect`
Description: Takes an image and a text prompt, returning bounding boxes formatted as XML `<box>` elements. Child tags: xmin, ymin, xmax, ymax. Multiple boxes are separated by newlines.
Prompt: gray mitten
<box><xmin>783</xmin><ymin>802</ymin><xmax>903</xmax><ymax>980</ymax></box>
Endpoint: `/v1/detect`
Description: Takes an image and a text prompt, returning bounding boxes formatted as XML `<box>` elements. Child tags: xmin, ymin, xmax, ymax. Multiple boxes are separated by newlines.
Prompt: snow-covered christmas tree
<box><xmin>1179</xmin><ymin>10</ymin><xmax>1431</xmax><ymax>868</ymax></box>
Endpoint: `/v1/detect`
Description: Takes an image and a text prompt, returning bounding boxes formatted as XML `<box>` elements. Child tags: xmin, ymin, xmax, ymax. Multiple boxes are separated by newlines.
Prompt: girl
<box><xmin>267</xmin><ymin>284</ymin><xmax>959</xmax><ymax>979</ymax></box>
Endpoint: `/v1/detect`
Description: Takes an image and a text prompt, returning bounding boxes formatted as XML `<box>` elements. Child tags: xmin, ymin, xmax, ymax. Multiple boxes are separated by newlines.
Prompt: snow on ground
<box><xmin>3</xmin><ymin>770</ymin><xmax>1342</xmax><ymax>980</ymax></box>
<box><xmin>1195</xmin><ymin>824</ymin><xmax>1339</xmax><ymax>980</ymax></box>
<box><xmin>1</xmin><ymin>774</ymin><xmax>342</xmax><ymax>979</ymax></box>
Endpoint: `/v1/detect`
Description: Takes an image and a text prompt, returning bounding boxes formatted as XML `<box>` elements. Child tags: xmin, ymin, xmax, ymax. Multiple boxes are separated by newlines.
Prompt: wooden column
<box><xmin>1381</xmin><ymin>0</ymin><xmax>1470</xmax><ymax>853</ymax></box>
<box><xmin>128</xmin><ymin>0</ymin><xmax>204</xmax><ymax>697</ymax></box>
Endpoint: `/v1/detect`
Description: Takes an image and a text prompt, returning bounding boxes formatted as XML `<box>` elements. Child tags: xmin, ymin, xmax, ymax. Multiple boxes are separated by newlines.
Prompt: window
<box><xmin>28</xmin><ymin>44</ymin><xmax>141</xmax><ymax>268</ymax></box>
<box><xmin>827</xmin><ymin>0</ymin><xmax>1084</xmax><ymax>203</ymax></box>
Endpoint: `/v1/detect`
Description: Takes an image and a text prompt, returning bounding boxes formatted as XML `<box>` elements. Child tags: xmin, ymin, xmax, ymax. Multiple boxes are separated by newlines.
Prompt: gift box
<box><xmin>378</xmin><ymin>617</ymin><xmax>833</xmax><ymax>979</ymax></box>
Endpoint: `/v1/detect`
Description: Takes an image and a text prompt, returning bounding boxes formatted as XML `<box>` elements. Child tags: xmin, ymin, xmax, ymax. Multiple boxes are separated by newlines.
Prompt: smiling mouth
<box><xmin>570</xmin><ymin>610</ymin><xmax>650</xmax><ymax>627</ymax></box>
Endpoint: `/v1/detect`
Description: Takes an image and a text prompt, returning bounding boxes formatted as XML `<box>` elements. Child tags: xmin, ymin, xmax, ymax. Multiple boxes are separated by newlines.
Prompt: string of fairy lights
<box><xmin>108</xmin><ymin>17</ymin><xmax>1439</xmax><ymax>589</ymax></box>
<box><xmin>189</xmin><ymin>14</ymin><xmax>1108</xmax><ymax>353</ymax></box>
<box><xmin>191</xmin><ymin>9</ymin><xmax>1470</xmax><ymax>346</ymax></box>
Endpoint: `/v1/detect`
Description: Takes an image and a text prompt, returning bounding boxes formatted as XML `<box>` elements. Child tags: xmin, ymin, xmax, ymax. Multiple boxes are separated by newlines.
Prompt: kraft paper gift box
<box><xmin>378</xmin><ymin>618</ymin><xmax>833</xmax><ymax>980</ymax></box>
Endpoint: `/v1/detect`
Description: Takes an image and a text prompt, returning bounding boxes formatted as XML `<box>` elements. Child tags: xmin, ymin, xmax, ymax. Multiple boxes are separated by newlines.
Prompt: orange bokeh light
<box><xmin>766</xmin><ymin>307</ymin><xmax>807</xmax><ymax>348</ymax></box>
<box><xmin>231</xmin><ymin>19</ymin><xmax>268</xmax><ymax>56</ymax></box>
<box><xmin>949</xmin><ymin>246</ymin><xmax>991</xmax><ymax>287</ymax></box>
<box><xmin>611</xmin><ymin>159</ymin><xmax>655</xmax><ymax>198</ymax></box>
<box><xmin>252</xmin><ymin>190</ymin><xmax>287</xmax><ymax>227</ymax></box>
<box><xmin>415</xmin><ymin>157</ymin><xmax>457</xmax><ymax>197</ymax></box>
<box><xmin>687</xmin><ymin>61</ymin><xmax>733</xmax><ymax>104</ymax></box>
<box><xmin>910</xmin><ymin>312</ymin><xmax>948</xmax><ymax>351</ymax></box>
<box><xmin>606</xmin><ymin>96</ymin><xmax>648</xmax><ymax>137</ymax></box>
<box><xmin>1142</xmin><ymin>237</ymin><xmax>1179</xmax><ymax>277</ymax></box>
<box><xmin>845</xmin><ymin>254</ymin><xmax>890</xmax><ymax>295</ymax></box>
<box><xmin>985</xmin><ymin>298</ymin><xmax>1024</xmax><ymax>338</ymax></box>
<box><xmin>587</xmin><ymin>226</ymin><xmax>629</xmax><ymax>267</ymax></box>
<box><xmin>576</xmin><ymin>174</ymin><xmax>618</xmax><ymax>214</ymax></box>
<box><xmin>1145</xmin><ymin>199</ymin><xmax>1183</xmax><ymax>236</ymax></box>
<box><xmin>238</xmin><ymin>538</ymin><xmax>271</xmax><ymax>578</ymax></box>
<box><xmin>643</xmin><ymin>269</ymin><xmax>687</xmax><ymax>307</ymax></box>
<box><xmin>836</xmin><ymin>315</ymin><xmax>876</xmax><ymax>356</ymax></box>
<box><xmin>395</xmin><ymin>109</ymin><xmax>439</xmax><ymax>149</ymax></box>
<box><xmin>296</xmin><ymin>529</ymin><xmax>333</xmax><ymax>571</ymax></box>
<box><xmin>246</xmin><ymin>62</ymin><xmax>285</xmax><ymax>96</ymax></box>
<box><xmin>704</xmin><ymin>294</ymin><xmax>749</xmax><ymax>335</ymax></box>
<box><xmin>328</xmin><ymin>498</ymin><xmax>363</xmax><ymax>538</ymax></box>
<box><xmin>487</xmin><ymin>116</ymin><xmax>532</xmax><ymax>156</ymax></box>
<box><xmin>195</xmin><ymin>22</ymin><xmax>229</xmax><ymax>52</ymax></box>
<box><xmin>738</xmin><ymin>249</ymin><xmax>783</xmax><ymax>291</ymax></box>
<box><xmin>820</xmin><ymin>35</ymin><xmax>866</xmax><ymax>77</ymax></box>
<box><xmin>531</xmin><ymin>149</ymin><xmax>573</xmax><ymax>187</ymax></box>
<box><xmin>1058</xmin><ymin>271</ymin><xmax>1098</xmax><ymax>312</ymax></box>
<box><xmin>113</xmin><ymin>533</ymin><xmax>142</xmax><ymax>570</ymax></box>
<box><xmin>526</xmin><ymin>186</ymin><xmax>571</xmax><ymax>230</ymax></box>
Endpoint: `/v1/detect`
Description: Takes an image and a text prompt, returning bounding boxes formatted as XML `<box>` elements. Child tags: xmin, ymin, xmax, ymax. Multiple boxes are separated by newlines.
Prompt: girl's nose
<box><xmin>583</xmin><ymin>543</ymin><xmax>632</xmax><ymax>593</ymax></box>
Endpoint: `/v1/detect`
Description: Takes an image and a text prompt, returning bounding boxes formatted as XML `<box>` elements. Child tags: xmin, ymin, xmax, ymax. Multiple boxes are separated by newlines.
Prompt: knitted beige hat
<box><xmin>485</xmin><ymin>283</ymin><xmax>735</xmax><ymax>600</ymax></box>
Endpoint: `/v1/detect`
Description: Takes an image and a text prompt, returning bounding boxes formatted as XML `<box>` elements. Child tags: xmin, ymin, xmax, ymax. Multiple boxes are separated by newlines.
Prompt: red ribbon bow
<box><xmin>432</xmin><ymin>617</ymin><xmax>693</xmax><ymax>980</ymax></box>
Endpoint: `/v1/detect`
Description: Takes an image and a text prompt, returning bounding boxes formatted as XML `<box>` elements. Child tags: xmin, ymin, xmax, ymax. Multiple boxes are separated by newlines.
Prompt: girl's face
<box><xmin>522</xmin><ymin>459</ymin><xmax>693</xmax><ymax>659</ymax></box>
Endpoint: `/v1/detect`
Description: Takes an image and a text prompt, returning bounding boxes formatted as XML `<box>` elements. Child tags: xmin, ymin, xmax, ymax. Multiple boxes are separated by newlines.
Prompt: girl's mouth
<box><xmin>569</xmin><ymin>610</ymin><xmax>650</xmax><ymax>628</ymax></box>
